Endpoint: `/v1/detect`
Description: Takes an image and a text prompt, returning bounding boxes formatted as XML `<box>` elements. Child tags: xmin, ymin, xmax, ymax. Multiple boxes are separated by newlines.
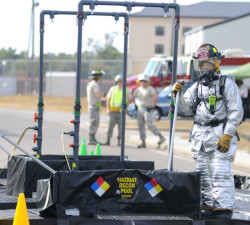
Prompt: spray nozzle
<box><xmin>163</xmin><ymin>4</ymin><xmax>169</xmax><ymax>17</ymax></box>
<box><xmin>89</xmin><ymin>2</ymin><xmax>95</xmax><ymax>14</ymax></box>
<box><xmin>49</xmin><ymin>12</ymin><xmax>55</xmax><ymax>22</ymax></box>
<box><xmin>126</xmin><ymin>3</ymin><xmax>132</xmax><ymax>15</ymax></box>
<box><xmin>63</xmin><ymin>131</ymin><xmax>75</xmax><ymax>136</ymax></box>
<box><xmin>114</xmin><ymin>14</ymin><xmax>119</xmax><ymax>24</ymax></box>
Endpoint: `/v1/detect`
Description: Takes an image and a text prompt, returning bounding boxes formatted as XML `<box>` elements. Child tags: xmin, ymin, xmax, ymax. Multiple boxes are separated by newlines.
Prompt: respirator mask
<box><xmin>199</xmin><ymin>69</ymin><xmax>217</xmax><ymax>86</ymax></box>
<box><xmin>194</xmin><ymin>58</ymin><xmax>218</xmax><ymax>86</ymax></box>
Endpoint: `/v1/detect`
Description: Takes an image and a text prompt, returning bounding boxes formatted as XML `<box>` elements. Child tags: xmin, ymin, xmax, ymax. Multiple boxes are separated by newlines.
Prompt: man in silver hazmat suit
<box><xmin>172</xmin><ymin>44</ymin><xmax>243</xmax><ymax>219</ymax></box>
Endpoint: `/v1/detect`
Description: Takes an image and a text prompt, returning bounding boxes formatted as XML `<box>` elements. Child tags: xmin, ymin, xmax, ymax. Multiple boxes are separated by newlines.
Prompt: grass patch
<box><xmin>0</xmin><ymin>95</ymin><xmax>107</xmax><ymax>113</ymax></box>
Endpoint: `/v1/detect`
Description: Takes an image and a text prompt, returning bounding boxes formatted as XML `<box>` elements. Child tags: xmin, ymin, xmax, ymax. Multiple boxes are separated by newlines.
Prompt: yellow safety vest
<box><xmin>110</xmin><ymin>86</ymin><xmax>128</xmax><ymax>112</ymax></box>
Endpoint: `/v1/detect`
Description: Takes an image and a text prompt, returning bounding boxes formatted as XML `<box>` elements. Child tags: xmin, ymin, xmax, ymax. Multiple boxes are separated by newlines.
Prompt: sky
<box><xmin>1</xmin><ymin>0</ymin><xmax>250</xmax><ymax>56</ymax></box>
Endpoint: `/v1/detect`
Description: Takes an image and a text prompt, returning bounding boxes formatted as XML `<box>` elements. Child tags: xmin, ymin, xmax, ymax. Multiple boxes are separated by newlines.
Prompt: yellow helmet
<box><xmin>89</xmin><ymin>69</ymin><xmax>105</xmax><ymax>79</ymax></box>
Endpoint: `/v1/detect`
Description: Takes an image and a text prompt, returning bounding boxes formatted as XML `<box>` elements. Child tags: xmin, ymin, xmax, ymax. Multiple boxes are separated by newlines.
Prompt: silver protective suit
<box><xmin>179</xmin><ymin>74</ymin><xmax>243</xmax><ymax>210</ymax></box>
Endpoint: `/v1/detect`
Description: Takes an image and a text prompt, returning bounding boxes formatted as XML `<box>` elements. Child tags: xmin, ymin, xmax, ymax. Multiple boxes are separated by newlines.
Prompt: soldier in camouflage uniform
<box><xmin>87</xmin><ymin>70</ymin><xmax>104</xmax><ymax>145</ymax></box>
<box><xmin>133</xmin><ymin>74</ymin><xmax>166</xmax><ymax>148</ymax></box>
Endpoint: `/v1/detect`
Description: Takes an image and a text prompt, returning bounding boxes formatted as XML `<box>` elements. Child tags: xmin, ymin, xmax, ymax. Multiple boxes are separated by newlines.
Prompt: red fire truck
<box><xmin>127</xmin><ymin>55</ymin><xmax>250</xmax><ymax>93</ymax></box>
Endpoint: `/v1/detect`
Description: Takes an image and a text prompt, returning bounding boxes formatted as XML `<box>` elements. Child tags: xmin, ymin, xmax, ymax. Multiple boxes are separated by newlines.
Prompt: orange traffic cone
<box><xmin>13</xmin><ymin>193</ymin><xmax>30</xmax><ymax>225</ymax></box>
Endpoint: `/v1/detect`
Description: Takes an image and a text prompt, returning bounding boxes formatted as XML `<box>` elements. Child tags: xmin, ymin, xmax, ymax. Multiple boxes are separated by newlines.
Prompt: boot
<box><xmin>137</xmin><ymin>140</ymin><xmax>146</xmax><ymax>148</ymax></box>
<box><xmin>204</xmin><ymin>209</ymin><xmax>232</xmax><ymax>220</ymax></box>
<box><xmin>201</xmin><ymin>206</ymin><xmax>214</xmax><ymax>219</ymax></box>
<box><xmin>158</xmin><ymin>134</ymin><xmax>166</xmax><ymax>145</ymax></box>
<box><xmin>103</xmin><ymin>138</ymin><xmax>110</xmax><ymax>146</ymax></box>
<box><xmin>117</xmin><ymin>138</ymin><xmax>121</xmax><ymax>146</ymax></box>
<box><xmin>93</xmin><ymin>134</ymin><xmax>99</xmax><ymax>143</ymax></box>
<box><xmin>89</xmin><ymin>134</ymin><xmax>98</xmax><ymax>145</ymax></box>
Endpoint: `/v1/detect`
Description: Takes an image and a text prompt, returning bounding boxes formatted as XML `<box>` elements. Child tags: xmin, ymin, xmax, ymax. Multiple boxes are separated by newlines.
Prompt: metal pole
<box><xmin>168</xmin><ymin>6</ymin><xmax>180</xmax><ymax>171</ymax></box>
<box><xmin>120</xmin><ymin>14</ymin><xmax>129</xmax><ymax>161</ymax></box>
<box><xmin>34</xmin><ymin>12</ymin><xmax>45</xmax><ymax>157</ymax></box>
<box><xmin>168</xmin><ymin>92</ymin><xmax>180</xmax><ymax>171</ymax></box>
<box><xmin>1</xmin><ymin>134</ymin><xmax>56</xmax><ymax>175</ymax></box>
<box><xmin>72</xmin><ymin>8</ymin><xmax>85</xmax><ymax>171</ymax></box>
<box><xmin>0</xmin><ymin>144</ymin><xmax>11</xmax><ymax>156</ymax></box>
<box><xmin>31</xmin><ymin>0</ymin><xmax>39</xmax><ymax>94</ymax></box>
<box><xmin>170</xmin><ymin>0</ymin><xmax>177</xmax><ymax>56</ymax></box>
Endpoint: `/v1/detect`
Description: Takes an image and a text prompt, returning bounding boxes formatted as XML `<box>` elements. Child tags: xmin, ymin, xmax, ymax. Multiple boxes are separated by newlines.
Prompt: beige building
<box><xmin>128</xmin><ymin>2</ymin><xmax>250</xmax><ymax>75</ymax></box>
<box><xmin>185</xmin><ymin>13</ymin><xmax>250</xmax><ymax>56</ymax></box>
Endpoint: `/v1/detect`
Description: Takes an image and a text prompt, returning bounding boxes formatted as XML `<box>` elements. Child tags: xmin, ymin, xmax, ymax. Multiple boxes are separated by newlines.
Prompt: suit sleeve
<box><xmin>223</xmin><ymin>79</ymin><xmax>243</xmax><ymax>136</ymax></box>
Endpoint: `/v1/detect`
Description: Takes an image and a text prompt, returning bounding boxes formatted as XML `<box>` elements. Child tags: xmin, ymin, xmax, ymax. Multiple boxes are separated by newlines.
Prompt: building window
<box><xmin>182</xmin><ymin>27</ymin><xmax>192</xmax><ymax>36</ymax></box>
<box><xmin>155</xmin><ymin>44</ymin><xmax>164</xmax><ymax>54</ymax></box>
<box><xmin>155</xmin><ymin>26</ymin><xmax>165</xmax><ymax>36</ymax></box>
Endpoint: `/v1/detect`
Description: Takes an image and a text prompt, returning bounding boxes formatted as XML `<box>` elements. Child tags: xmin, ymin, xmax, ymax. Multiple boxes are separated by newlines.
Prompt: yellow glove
<box><xmin>172</xmin><ymin>82</ymin><xmax>183</xmax><ymax>96</ymax></box>
<box><xmin>216</xmin><ymin>134</ymin><xmax>233</xmax><ymax>153</ymax></box>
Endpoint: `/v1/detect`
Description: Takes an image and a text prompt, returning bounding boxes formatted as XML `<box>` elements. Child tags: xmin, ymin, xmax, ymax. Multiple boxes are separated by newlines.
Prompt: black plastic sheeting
<box><xmin>36</xmin><ymin>179</ymin><xmax>52</xmax><ymax>209</ymax></box>
<box><xmin>40</xmin><ymin>169</ymin><xmax>201</xmax><ymax>220</ymax></box>
<box><xmin>6</xmin><ymin>155</ymin><xmax>68</xmax><ymax>198</ymax></box>
<box><xmin>6</xmin><ymin>155</ymin><xmax>154</xmax><ymax>198</ymax></box>
<box><xmin>0</xmin><ymin>168</ymin><xmax>7</xmax><ymax>179</ymax></box>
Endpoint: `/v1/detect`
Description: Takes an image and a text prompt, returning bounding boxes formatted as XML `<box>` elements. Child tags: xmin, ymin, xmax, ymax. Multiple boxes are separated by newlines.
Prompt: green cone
<box><xmin>89</xmin><ymin>149</ymin><xmax>94</xmax><ymax>155</ymax></box>
<box><xmin>79</xmin><ymin>138</ymin><xmax>87</xmax><ymax>155</ymax></box>
<box><xmin>95</xmin><ymin>143</ymin><xmax>101</xmax><ymax>155</ymax></box>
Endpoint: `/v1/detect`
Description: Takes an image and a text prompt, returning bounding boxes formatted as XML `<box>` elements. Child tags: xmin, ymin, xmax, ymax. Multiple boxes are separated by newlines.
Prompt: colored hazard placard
<box><xmin>144</xmin><ymin>178</ymin><xmax>163</xmax><ymax>197</ymax></box>
<box><xmin>91</xmin><ymin>176</ymin><xmax>110</xmax><ymax>197</ymax></box>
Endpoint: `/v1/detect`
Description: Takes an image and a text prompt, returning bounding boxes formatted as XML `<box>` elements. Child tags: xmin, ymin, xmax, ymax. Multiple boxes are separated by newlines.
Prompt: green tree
<box><xmin>82</xmin><ymin>32</ymin><xmax>123</xmax><ymax>79</ymax></box>
<box><xmin>0</xmin><ymin>32</ymin><xmax>123</xmax><ymax>79</ymax></box>
<box><xmin>0</xmin><ymin>47</ymin><xmax>19</xmax><ymax>59</ymax></box>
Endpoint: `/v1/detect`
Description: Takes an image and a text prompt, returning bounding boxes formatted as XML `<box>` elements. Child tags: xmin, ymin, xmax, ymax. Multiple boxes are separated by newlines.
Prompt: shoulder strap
<box><xmin>192</xmin><ymin>81</ymin><xmax>200</xmax><ymax>115</ymax></box>
<box><xmin>194</xmin><ymin>81</ymin><xmax>199</xmax><ymax>98</ymax></box>
<box><xmin>219</xmin><ymin>75</ymin><xmax>227</xmax><ymax>96</ymax></box>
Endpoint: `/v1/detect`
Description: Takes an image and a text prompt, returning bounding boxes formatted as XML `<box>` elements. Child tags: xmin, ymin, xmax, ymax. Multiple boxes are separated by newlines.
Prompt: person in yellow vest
<box><xmin>103</xmin><ymin>74</ymin><xmax>132</xmax><ymax>146</ymax></box>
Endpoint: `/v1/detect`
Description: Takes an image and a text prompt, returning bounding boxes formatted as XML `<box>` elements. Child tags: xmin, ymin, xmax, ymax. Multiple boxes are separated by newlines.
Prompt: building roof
<box><xmin>131</xmin><ymin>1</ymin><xmax>250</xmax><ymax>19</ymax></box>
<box><xmin>184</xmin><ymin>12</ymin><xmax>250</xmax><ymax>35</ymax></box>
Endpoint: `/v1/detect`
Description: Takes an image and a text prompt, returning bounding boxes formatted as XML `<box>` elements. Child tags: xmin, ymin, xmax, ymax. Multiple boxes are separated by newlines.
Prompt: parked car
<box><xmin>127</xmin><ymin>82</ymin><xmax>195</xmax><ymax>121</ymax></box>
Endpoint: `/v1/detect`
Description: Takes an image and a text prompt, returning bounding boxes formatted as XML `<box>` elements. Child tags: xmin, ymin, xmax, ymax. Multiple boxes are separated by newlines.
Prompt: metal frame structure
<box><xmin>35</xmin><ymin>1</ymin><xmax>180</xmax><ymax>171</ymax></box>
<box><xmin>76</xmin><ymin>0</ymin><xmax>180</xmax><ymax>170</ymax></box>
<box><xmin>35</xmin><ymin>10</ymin><xmax>129</xmax><ymax>163</ymax></box>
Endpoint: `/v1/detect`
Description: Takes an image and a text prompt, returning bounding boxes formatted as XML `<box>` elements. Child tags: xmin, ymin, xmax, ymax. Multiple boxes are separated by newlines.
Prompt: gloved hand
<box><xmin>172</xmin><ymin>82</ymin><xmax>184</xmax><ymax>96</ymax></box>
<box><xmin>216</xmin><ymin>134</ymin><xmax>233</xmax><ymax>153</ymax></box>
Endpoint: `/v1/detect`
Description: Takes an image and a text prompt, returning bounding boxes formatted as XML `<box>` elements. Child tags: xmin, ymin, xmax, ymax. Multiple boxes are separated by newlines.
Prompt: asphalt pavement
<box><xmin>0</xmin><ymin>108</ymin><xmax>249</xmax><ymax>176</ymax></box>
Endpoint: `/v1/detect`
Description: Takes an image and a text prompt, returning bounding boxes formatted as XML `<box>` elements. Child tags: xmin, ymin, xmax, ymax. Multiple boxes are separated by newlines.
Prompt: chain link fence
<box><xmin>0</xmin><ymin>59</ymin><xmax>148</xmax><ymax>96</ymax></box>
